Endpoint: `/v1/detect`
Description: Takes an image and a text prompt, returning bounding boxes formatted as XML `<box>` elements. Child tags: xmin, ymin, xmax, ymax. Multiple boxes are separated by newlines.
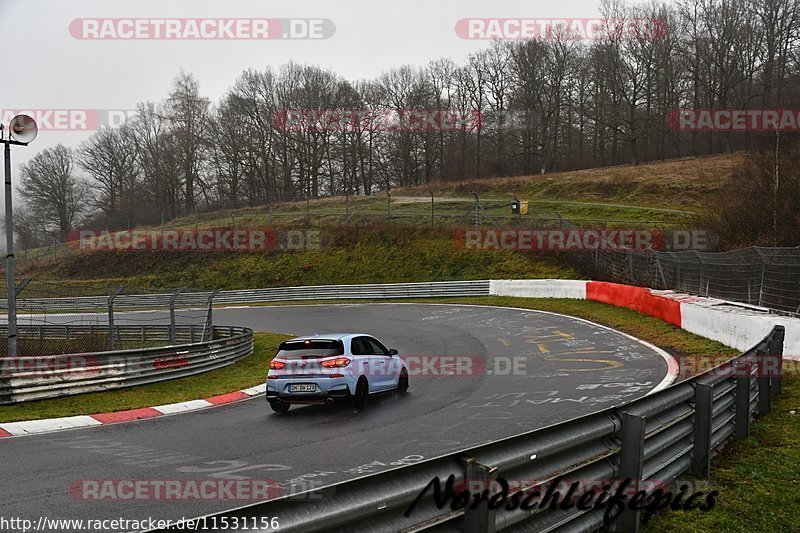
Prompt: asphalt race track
<box><xmin>1</xmin><ymin>304</ymin><xmax>673</xmax><ymax>528</ymax></box>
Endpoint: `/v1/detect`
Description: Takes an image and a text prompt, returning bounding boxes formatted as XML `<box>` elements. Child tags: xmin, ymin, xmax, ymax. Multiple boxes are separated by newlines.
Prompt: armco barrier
<box><xmin>10</xmin><ymin>280</ymin><xmax>492</xmax><ymax>312</ymax></box>
<box><xmin>165</xmin><ymin>326</ymin><xmax>785</xmax><ymax>533</ymax></box>
<box><xmin>0</xmin><ymin>325</ymin><xmax>253</xmax><ymax>404</ymax></box>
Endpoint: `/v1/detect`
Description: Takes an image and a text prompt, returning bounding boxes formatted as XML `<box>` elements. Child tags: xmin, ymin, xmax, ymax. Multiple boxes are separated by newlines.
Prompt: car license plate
<box><xmin>290</xmin><ymin>384</ymin><xmax>316</xmax><ymax>392</ymax></box>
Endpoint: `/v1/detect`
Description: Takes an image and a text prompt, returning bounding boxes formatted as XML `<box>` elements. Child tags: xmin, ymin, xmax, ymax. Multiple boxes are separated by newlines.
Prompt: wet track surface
<box><xmin>1</xmin><ymin>304</ymin><xmax>672</xmax><ymax>527</ymax></box>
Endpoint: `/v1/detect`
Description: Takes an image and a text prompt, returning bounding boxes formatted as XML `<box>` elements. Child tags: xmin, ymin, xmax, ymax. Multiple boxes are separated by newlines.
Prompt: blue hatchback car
<box><xmin>266</xmin><ymin>333</ymin><xmax>409</xmax><ymax>413</ymax></box>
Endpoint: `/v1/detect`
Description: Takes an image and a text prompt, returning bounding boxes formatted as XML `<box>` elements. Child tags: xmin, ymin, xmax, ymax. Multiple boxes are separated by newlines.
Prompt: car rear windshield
<box><xmin>276</xmin><ymin>339</ymin><xmax>344</xmax><ymax>359</ymax></box>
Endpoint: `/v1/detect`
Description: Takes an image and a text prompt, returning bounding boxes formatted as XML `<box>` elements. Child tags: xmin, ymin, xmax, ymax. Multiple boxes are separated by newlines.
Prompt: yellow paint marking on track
<box><xmin>538</xmin><ymin>354</ymin><xmax>624</xmax><ymax>372</ymax></box>
<box><xmin>499</xmin><ymin>339</ymin><xmax>513</xmax><ymax>347</ymax></box>
<box><xmin>537</xmin><ymin>343</ymin><xmax>550</xmax><ymax>353</ymax></box>
<box><xmin>524</xmin><ymin>331</ymin><xmax>574</xmax><ymax>344</ymax></box>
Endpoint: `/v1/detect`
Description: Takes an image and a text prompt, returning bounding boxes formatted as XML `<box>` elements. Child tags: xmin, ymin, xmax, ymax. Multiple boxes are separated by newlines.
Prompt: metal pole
<box><xmin>4</xmin><ymin>143</ymin><xmax>17</xmax><ymax>357</ymax></box>
<box><xmin>345</xmin><ymin>191</ymin><xmax>350</xmax><ymax>225</ymax></box>
<box><xmin>169</xmin><ymin>289</ymin><xmax>182</xmax><ymax>345</ymax></box>
<box><xmin>202</xmin><ymin>290</ymin><xmax>219</xmax><ymax>342</ymax></box>
<box><xmin>429</xmin><ymin>190</ymin><xmax>434</xmax><ymax>227</ymax></box>
<box><xmin>387</xmin><ymin>191</ymin><xmax>392</xmax><ymax>222</ymax></box>
<box><xmin>107</xmin><ymin>285</ymin><xmax>125</xmax><ymax>350</ymax></box>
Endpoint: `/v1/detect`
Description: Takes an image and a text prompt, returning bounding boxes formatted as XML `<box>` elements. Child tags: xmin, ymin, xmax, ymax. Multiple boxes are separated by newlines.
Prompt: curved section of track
<box><xmin>0</xmin><ymin>304</ymin><xmax>673</xmax><ymax>526</ymax></box>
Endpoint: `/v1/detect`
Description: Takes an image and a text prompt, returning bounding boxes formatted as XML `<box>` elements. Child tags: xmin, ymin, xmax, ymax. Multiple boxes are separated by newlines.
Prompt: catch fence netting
<box><xmin>0</xmin><ymin>280</ymin><xmax>213</xmax><ymax>356</ymax></box>
<box><xmin>569</xmin><ymin>243</ymin><xmax>800</xmax><ymax>314</ymax></box>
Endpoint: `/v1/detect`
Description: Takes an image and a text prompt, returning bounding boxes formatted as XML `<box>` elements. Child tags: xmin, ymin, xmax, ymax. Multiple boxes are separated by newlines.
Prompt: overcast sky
<box><xmin>1</xmin><ymin>0</ymin><xmax>603</xmax><ymax>187</ymax></box>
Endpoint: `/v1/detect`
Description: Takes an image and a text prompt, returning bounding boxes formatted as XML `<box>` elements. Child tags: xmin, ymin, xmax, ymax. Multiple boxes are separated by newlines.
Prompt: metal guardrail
<box><xmin>0</xmin><ymin>325</ymin><xmax>254</xmax><ymax>404</ymax></box>
<box><xmin>10</xmin><ymin>281</ymin><xmax>492</xmax><ymax>311</ymax></box>
<box><xmin>168</xmin><ymin>326</ymin><xmax>785</xmax><ymax>533</ymax></box>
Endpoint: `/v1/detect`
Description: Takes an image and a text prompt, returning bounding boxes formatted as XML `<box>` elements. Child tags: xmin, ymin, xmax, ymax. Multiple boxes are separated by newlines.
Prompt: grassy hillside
<box><xmin>16</xmin><ymin>153</ymin><xmax>741</xmax><ymax>287</ymax></box>
<box><xmin>19</xmin><ymin>225</ymin><xmax>581</xmax><ymax>289</ymax></box>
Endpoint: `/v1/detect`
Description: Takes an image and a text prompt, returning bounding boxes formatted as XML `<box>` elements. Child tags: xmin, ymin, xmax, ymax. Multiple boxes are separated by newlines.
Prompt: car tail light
<box><xmin>269</xmin><ymin>359</ymin><xmax>286</xmax><ymax>370</ymax></box>
<box><xmin>321</xmin><ymin>357</ymin><xmax>351</xmax><ymax>368</ymax></box>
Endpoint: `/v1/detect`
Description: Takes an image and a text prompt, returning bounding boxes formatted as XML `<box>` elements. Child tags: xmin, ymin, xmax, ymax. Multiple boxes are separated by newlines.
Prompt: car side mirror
<box><xmin>389</xmin><ymin>349</ymin><xmax>398</xmax><ymax>356</ymax></box>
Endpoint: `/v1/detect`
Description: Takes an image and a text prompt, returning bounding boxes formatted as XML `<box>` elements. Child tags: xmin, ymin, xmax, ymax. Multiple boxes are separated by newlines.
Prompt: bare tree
<box><xmin>17</xmin><ymin>144</ymin><xmax>88</xmax><ymax>240</ymax></box>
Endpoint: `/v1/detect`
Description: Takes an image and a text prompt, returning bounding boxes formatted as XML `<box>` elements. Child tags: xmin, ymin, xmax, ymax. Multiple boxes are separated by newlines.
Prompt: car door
<box><xmin>349</xmin><ymin>337</ymin><xmax>378</xmax><ymax>392</ymax></box>
<box><xmin>365</xmin><ymin>337</ymin><xmax>396</xmax><ymax>391</ymax></box>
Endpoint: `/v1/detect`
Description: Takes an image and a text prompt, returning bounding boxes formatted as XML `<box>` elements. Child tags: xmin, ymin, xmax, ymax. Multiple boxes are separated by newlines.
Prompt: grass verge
<box><xmin>644</xmin><ymin>377</ymin><xmax>800</xmax><ymax>533</ymax></box>
<box><xmin>0</xmin><ymin>332</ymin><xmax>291</xmax><ymax>423</ymax></box>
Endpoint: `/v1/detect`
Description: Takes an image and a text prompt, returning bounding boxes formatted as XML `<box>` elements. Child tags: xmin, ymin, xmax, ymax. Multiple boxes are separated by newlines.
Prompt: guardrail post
<box><xmin>768</xmin><ymin>326</ymin><xmax>785</xmax><ymax>397</ymax></box>
<box><xmin>756</xmin><ymin>348</ymin><xmax>771</xmax><ymax>416</ymax></box>
<box><xmin>692</xmin><ymin>382</ymin><xmax>713</xmax><ymax>477</ymax></box>
<box><xmin>202</xmin><ymin>290</ymin><xmax>219</xmax><ymax>342</ymax></box>
<box><xmin>169</xmin><ymin>289</ymin><xmax>182</xmax><ymax>345</ymax></box>
<box><xmin>617</xmin><ymin>411</ymin><xmax>645</xmax><ymax>533</ymax></box>
<box><xmin>107</xmin><ymin>285</ymin><xmax>125</xmax><ymax>351</ymax></box>
<box><xmin>190</xmin><ymin>324</ymin><xmax>196</xmax><ymax>343</ymax></box>
<box><xmin>733</xmin><ymin>360</ymin><xmax>752</xmax><ymax>440</ymax></box>
<box><xmin>461</xmin><ymin>456</ymin><xmax>497</xmax><ymax>533</ymax></box>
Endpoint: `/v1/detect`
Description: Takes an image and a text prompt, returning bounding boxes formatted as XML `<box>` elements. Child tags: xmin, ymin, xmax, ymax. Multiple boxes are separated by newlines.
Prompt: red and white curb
<box><xmin>0</xmin><ymin>384</ymin><xmax>266</xmax><ymax>439</ymax></box>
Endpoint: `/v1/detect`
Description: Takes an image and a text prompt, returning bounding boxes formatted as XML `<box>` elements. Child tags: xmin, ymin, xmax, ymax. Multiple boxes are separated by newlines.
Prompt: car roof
<box><xmin>286</xmin><ymin>333</ymin><xmax>371</xmax><ymax>342</ymax></box>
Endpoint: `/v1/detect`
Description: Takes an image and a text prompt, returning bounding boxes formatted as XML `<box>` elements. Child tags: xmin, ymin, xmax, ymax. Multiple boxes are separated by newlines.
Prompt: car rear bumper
<box><xmin>266</xmin><ymin>377</ymin><xmax>352</xmax><ymax>404</ymax></box>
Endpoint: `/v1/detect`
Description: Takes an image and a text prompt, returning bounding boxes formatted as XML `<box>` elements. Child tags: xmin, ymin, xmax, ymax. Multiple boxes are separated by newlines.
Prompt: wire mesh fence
<box><xmin>568</xmin><ymin>242</ymin><xmax>800</xmax><ymax>315</ymax></box>
<box><xmin>0</xmin><ymin>280</ymin><xmax>214</xmax><ymax>356</ymax></box>
<box><xmin>17</xmin><ymin>193</ymin><xmax>694</xmax><ymax>263</ymax></box>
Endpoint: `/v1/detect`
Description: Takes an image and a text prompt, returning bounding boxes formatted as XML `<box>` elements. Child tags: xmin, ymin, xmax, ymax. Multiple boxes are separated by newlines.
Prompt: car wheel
<box><xmin>397</xmin><ymin>370</ymin><xmax>409</xmax><ymax>394</ymax></box>
<box><xmin>352</xmin><ymin>378</ymin><xmax>369</xmax><ymax>410</ymax></box>
<box><xmin>269</xmin><ymin>400</ymin><xmax>290</xmax><ymax>413</ymax></box>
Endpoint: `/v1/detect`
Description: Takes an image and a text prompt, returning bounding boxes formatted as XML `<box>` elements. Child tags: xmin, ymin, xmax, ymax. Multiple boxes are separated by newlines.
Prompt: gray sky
<box><xmin>1</xmin><ymin>0</ymin><xmax>602</xmax><ymax>177</ymax></box>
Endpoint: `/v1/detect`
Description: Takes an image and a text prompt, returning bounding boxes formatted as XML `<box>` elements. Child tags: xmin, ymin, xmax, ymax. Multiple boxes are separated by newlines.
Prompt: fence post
<box><xmin>733</xmin><ymin>360</ymin><xmax>752</xmax><ymax>440</ymax></box>
<box><xmin>429</xmin><ymin>190</ymin><xmax>434</xmax><ymax>227</ymax></box>
<box><xmin>692</xmin><ymin>381</ymin><xmax>713</xmax><ymax>477</ymax></box>
<box><xmin>345</xmin><ymin>191</ymin><xmax>350</xmax><ymax>225</ymax></box>
<box><xmin>190</xmin><ymin>324</ymin><xmax>196</xmax><ymax>343</ymax></box>
<box><xmin>202</xmin><ymin>290</ymin><xmax>219</xmax><ymax>342</ymax></box>
<box><xmin>756</xmin><ymin>347</ymin><xmax>772</xmax><ymax>415</ymax></box>
<box><xmin>754</xmin><ymin>248</ymin><xmax>767</xmax><ymax>307</ymax></box>
<box><xmin>461</xmin><ymin>456</ymin><xmax>497</xmax><ymax>533</ymax></box>
<box><xmin>617</xmin><ymin>411</ymin><xmax>646</xmax><ymax>533</ymax></box>
<box><xmin>387</xmin><ymin>191</ymin><xmax>392</xmax><ymax>222</ymax></box>
<box><xmin>107</xmin><ymin>285</ymin><xmax>125</xmax><ymax>351</ymax></box>
<box><xmin>169</xmin><ymin>289</ymin><xmax>182</xmax><ymax>345</ymax></box>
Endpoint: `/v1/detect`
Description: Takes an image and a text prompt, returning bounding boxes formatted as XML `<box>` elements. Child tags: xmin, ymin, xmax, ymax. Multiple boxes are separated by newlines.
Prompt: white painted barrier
<box><xmin>489</xmin><ymin>279</ymin><xmax>588</xmax><ymax>299</ymax></box>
